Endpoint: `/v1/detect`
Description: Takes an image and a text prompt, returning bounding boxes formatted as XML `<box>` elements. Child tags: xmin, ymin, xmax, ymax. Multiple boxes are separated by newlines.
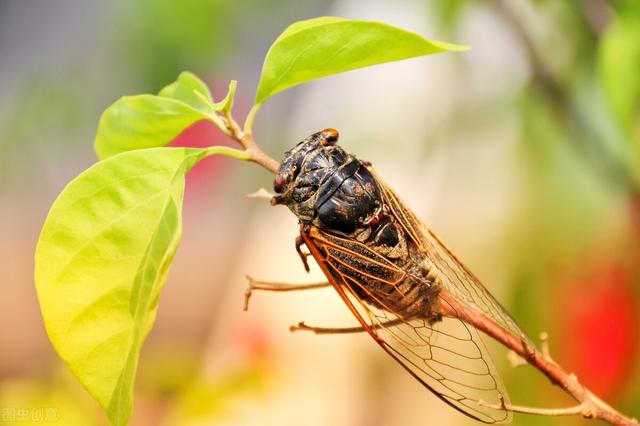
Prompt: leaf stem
<box><xmin>203</xmin><ymin>146</ymin><xmax>250</xmax><ymax>161</ymax></box>
<box><xmin>191</xmin><ymin>90</ymin><xmax>231</xmax><ymax>136</ymax></box>
<box><xmin>196</xmin><ymin>86</ymin><xmax>277</xmax><ymax>173</ymax></box>
<box><xmin>222</xmin><ymin>106</ymin><xmax>279</xmax><ymax>174</ymax></box>
<box><xmin>243</xmin><ymin>103</ymin><xmax>262</xmax><ymax>136</ymax></box>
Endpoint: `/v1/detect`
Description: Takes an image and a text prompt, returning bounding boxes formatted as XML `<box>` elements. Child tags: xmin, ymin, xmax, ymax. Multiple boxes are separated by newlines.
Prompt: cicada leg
<box><xmin>289</xmin><ymin>318</ymin><xmax>405</xmax><ymax>335</ymax></box>
<box><xmin>289</xmin><ymin>321</ymin><xmax>368</xmax><ymax>334</ymax></box>
<box><xmin>295</xmin><ymin>235</ymin><xmax>311</xmax><ymax>272</ymax></box>
<box><xmin>243</xmin><ymin>276</ymin><xmax>330</xmax><ymax>311</ymax></box>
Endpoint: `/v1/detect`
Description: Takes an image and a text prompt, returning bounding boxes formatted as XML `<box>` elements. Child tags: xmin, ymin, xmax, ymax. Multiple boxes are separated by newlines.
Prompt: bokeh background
<box><xmin>1</xmin><ymin>0</ymin><xmax>639</xmax><ymax>425</ymax></box>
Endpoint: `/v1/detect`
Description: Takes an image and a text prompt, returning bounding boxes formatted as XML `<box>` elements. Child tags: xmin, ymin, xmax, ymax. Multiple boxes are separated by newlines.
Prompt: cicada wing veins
<box><xmin>303</xmin><ymin>227</ymin><xmax>513</xmax><ymax>424</ymax></box>
<box><xmin>371</xmin><ymin>167</ymin><xmax>530</xmax><ymax>345</ymax></box>
<box><xmin>420</xmin><ymin>226</ymin><xmax>530</xmax><ymax>345</ymax></box>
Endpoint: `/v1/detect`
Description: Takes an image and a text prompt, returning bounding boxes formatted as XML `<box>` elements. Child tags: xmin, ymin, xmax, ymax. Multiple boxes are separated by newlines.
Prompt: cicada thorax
<box><xmin>274</xmin><ymin>129</ymin><xmax>441</xmax><ymax>323</ymax></box>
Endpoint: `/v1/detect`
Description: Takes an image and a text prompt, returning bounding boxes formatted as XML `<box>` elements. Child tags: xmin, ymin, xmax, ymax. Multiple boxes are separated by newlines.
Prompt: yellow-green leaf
<box><xmin>599</xmin><ymin>4</ymin><xmax>640</xmax><ymax>132</ymax></box>
<box><xmin>158</xmin><ymin>71</ymin><xmax>214</xmax><ymax>114</ymax></box>
<box><xmin>94</xmin><ymin>73</ymin><xmax>237</xmax><ymax>160</ymax></box>
<box><xmin>35</xmin><ymin>147</ymin><xmax>210</xmax><ymax>426</ymax></box>
<box><xmin>94</xmin><ymin>96</ymin><xmax>210</xmax><ymax>160</ymax></box>
<box><xmin>255</xmin><ymin>17</ymin><xmax>467</xmax><ymax>103</ymax></box>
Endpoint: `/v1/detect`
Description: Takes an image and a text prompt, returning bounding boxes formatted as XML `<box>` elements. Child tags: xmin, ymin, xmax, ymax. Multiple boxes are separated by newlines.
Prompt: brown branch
<box><xmin>439</xmin><ymin>290</ymin><xmax>638</xmax><ymax>426</ymax></box>
<box><xmin>479</xmin><ymin>395</ymin><xmax>585</xmax><ymax>417</ymax></box>
<box><xmin>222</xmin><ymin>109</ymin><xmax>279</xmax><ymax>174</ymax></box>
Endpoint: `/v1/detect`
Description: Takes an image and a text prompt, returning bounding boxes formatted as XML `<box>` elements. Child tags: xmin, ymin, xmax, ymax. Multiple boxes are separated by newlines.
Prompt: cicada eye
<box><xmin>321</xmin><ymin>128</ymin><xmax>339</xmax><ymax>145</ymax></box>
<box><xmin>274</xmin><ymin>173</ymin><xmax>286</xmax><ymax>193</ymax></box>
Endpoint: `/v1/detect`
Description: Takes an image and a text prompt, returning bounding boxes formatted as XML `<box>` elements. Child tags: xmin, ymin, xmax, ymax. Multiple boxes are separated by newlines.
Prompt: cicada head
<box><xmin>272</xmin><ymin>128</ymin><xmax>346</xmax><ymax>223</ymax></box>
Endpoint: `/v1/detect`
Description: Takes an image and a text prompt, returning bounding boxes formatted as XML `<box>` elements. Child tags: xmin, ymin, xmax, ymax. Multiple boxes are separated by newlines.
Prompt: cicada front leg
<box><xmin>243</xmin><ymin>276</ymin><xmax>330</xmax><ymax>311</ymax></box>
<box><xmin>295</xmin><ymin>234</ymin><xmax>311</xmax><ymax>272</ymax></box>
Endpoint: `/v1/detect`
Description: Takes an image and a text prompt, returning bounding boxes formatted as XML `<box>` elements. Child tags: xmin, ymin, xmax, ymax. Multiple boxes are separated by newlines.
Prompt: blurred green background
<box><xmin>0</xmin><ymin>0</ymin><xmax>638</xmax><ymax>425</ymax></box>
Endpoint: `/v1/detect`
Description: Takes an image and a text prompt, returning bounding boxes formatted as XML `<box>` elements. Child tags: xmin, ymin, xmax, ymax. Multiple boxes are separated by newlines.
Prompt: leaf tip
<box><xmin>437</xmin><ymin>41</ymin><xmax>470</xmax><ymax>52</ymax></box>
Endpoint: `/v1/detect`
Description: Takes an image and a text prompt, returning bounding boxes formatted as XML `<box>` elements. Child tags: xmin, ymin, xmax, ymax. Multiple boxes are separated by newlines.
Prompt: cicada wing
<box><xmin>306</xmin><ymin>228</ymin><xmax>513</xmax><ymax>424</ymax></box>
<box><xmin>420</xmin><ymin>226</ymin><xmax>530</xmax><ymax>344</ymax></box>
<box><xmin>347</xmin><ymin>286</ymin><xmax>513</xmax><ymax>424</ymax></box>
<box><xmin>372</xmin><ymin>170</ymin><xmax>530</xmax><ymax>345</ymax></box>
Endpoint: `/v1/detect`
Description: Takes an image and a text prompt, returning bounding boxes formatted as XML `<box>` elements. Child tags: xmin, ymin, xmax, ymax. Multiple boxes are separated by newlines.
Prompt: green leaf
<box><xmin>193</xmin><ymin>80</ymin><xmax>238</xmax><ymax>114</ymax></box>
<box><xmin>95</xmin><ymin>73</ymin><xmax>237</xmax><ymax>160</ymax></box>
<box><xmin>599</xmin><ymin>4</ymin><xmax>640</xmax><ymax>130</ymax></box>
<box><xmin>255</xmin><ymin>17</ymin><xmax>468</xmax><ymax>103</ymax></box>
<box><xmin>219</xmin><ymin>80</ymin><xmax>237</xmax><ymax>114</ymax></box>
<box><xmin>34</xmin><ymin>146</ymin><xmax>246</xmax><ymax>426</ymax></box>
<box><xmin>94</xmin><ymin>95</ymin><xmax>210</xmax><ymax>160</ymax></box>
<box><xmin>158</xmin><ymin>71</ymin><xmax>214</xmax><ymax>114</ymax></box>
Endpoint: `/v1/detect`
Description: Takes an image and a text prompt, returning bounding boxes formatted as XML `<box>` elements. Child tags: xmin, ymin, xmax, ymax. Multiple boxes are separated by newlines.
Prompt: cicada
<box><xmin>250</xmin><ymin>128</ymin><xmax>531</xmax><ymax>423</ymax></box>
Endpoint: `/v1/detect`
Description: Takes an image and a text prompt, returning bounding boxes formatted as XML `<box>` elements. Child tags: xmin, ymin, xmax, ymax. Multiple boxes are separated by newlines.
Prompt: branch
<box><xmin>479</xmin><ymin>396</ymin><xmax>585</xmax><ymax>417</ymax></box>
<box><xmin>439</xmin><ymin>290</ymin><xmax>638</xmax><ymax>426</ymax></box>
<box><xmin>221</xmin><ymin>107</ymin><xmax>279</xmax><ymax>174</ymax></box>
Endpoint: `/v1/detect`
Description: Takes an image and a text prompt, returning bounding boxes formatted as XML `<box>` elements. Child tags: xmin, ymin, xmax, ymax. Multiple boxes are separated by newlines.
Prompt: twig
<box><xmin>439</xmin><ymin>290</ymin><xmax>638</xmax><ymax>426</ymax></box>
<box><xmin>246</xmin><ymin>188</ymin><xmax>276</xmax><ymax>201</ymax></box>
<box><xmin>222</xmin><ymin>108</ymin><xmax>279</xmax><ymax>173</ymax></box>
<box><xmin>507</xmin><ymin>349</ymin><xmax>527</xmax><ymax>367</ymax></box>
<box><xmin>540</xmin><ymin>331</ymin><xmax>553</xmax><ymax>361</ymax></box>
<box><xmin>479</xmin><ymin>396</ymin><xmax>585</xmax><ymax>417</ymax></box>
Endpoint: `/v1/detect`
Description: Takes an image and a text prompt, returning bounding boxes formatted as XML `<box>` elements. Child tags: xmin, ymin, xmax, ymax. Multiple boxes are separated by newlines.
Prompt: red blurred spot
<box><xmin>169</xmin><ymin>120</ymin><xmax>235</xmax><ymax>200</ymax></box>
<box><xmin>234</xmin><ymin>320</ymin><xmax>273</xmax><ymax>363</ymax></box>
<box><xmin>629</xmin><ymin>198</ymin><xmax>640</xmax><ymax>239</ymax></box>
<box><xmin>556</xmin><ymin>262</ymin><xmax>638</xmax><ymax>400</ymax></box>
